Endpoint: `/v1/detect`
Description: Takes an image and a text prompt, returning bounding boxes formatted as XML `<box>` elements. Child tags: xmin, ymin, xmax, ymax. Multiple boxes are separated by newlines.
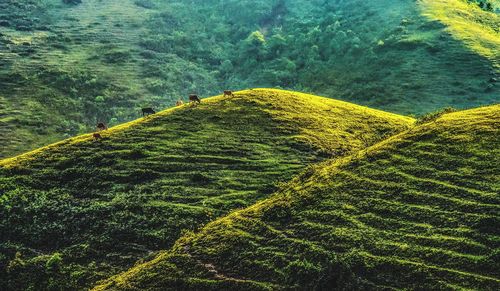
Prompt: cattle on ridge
<box><xmin>142</xmin><ymin>107</ymin><xmax>156</xmax><ymax>117</ymax></box>
<box><xmin>189</xmin><ymin>94</ymin><xmax>201</xmax><ymax>104</ymax></box>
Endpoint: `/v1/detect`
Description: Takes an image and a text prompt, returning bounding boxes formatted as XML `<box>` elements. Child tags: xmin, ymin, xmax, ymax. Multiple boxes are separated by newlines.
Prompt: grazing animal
<box><xmin>176</xmin><ymin>99</ymin><xmax>185</xmax><ymax>106</ymax></box>
<box><xmin>93</xmin><ymin>133</ymin><xmax>103</xmax><ymax>141</ymax></box>
<box><xmin>223</xmin><ymin>90</ymin><xmax>234</xmax><ymax>97</ymax></box>
<box><xmin>96</xmin><ymin>122</ymin><xmax>107</xmax><ymax>131</ymax></box>
<box><xmin>142</xmin><ymin>107</ymin><xmax>156</xmax><ymax>117</ymax></box>
<box><xmin>189</xmin><ymin>94</ymin><xmax>201</xmax><ymax>104</ymax></box>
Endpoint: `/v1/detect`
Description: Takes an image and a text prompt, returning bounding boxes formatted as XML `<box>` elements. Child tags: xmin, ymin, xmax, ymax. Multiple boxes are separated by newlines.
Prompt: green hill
<box><xmin>1</xmin><ymin>0</ymin><xmax>498</xmax><ymax>158</ymax></box>
<box><xmin>422</xmin><ymin>0</ymin><xmax>500</xmax><ymax>67</ymax></box>
<box><xmin>93</xmin><ymin>104</ymin><xmax>500</xmax><ymax>290</ymax></box>
<box><xmin>0</xmin><ymin>89</ymin><xmax>414</xmax><ymax>290</ymax></box>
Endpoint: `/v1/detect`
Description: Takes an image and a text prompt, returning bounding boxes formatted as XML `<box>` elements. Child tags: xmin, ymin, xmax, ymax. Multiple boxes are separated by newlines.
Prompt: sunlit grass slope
<box><xmin>0</xmin><ymin>89</ymin><xmax>413</xmax><ymax>290</ymax></box>
<box><xmin>421</xmin><ymin>0</ymin><xmax>500</xmax><ymax>68</ymax></box>
<box><xmin>95</xmin><ymin>104</ymin><xmax>499</xmax><ymax>290</ymax></box>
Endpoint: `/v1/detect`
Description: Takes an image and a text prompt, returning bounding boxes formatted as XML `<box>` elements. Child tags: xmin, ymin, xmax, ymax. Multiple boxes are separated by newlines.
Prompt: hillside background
<box><xmin>0</xmin><ymin>0</ymin><xmax>498</xmax><ymax>157</ymax></box>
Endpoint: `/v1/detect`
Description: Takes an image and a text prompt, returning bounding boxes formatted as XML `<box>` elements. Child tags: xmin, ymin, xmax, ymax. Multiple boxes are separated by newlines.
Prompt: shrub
<box><xmin>45</xmin><ymin>252</ymin><xmax>63</xmax><ymax>271</ymax></box>
<box><xmin>62</xmin><ymin>0</ymin><xmax>82</xmax><ymax>5</ymax></box>
<box><xmin>261</xmin><ymin>201</ymin><xmax>293</xmax><ymax>223</ymax></box>
<box><xmin>416</xmin><ymin>107</ymin><xmax>457</xmax><ymax>125</ymax></box>
<box><xmin>134</xmin><ymin>0</ymin><xmax>156</xmax><ymax>9</ymax></box>
<box><xmin>102</xmin><ymin>50</ymin><xmax>132</xmax><ymax>64</ymax></box>
<box><xmin>467</xmin><ymin>0</ymin><xmax>494</xmax><ymax>11</ymax></box>
<box><xmin>285</xmin><ymin>259</ymin><xmax>322</xmax><ymax>287</ymax></box>
<box><xmin>190</xmin><ymin>173</ymin><xmax>211</xmax><ymax>185</ymax></box>
<box><xmin>474</xmin><ymin>216</ymin><xmax>499</xmax><ymax>234</ymax></box>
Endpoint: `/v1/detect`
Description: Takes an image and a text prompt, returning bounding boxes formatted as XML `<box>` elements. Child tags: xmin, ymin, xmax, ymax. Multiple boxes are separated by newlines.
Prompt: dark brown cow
<box><xmin>142</xmin><ymin>107</ymin><xmax>156</xmax><ymax>117</ymax></box>
<box><xmin>189</xmin><ymin>94</ymin><xmax>201</xmax><ymax>104</ymax></box>
<box><xmin>223</xmin><ymin>90</ymin><xmax>234</xmax><ymax>97</ymax></box>
<box><xmin>93</xmin><ymin>133</ymin><xmax>103</xmax><ymax>141</ymax></box>
<box><xmin>96</xmin><ymin>122</ymin><xmax>107</xmax><ymax>131</ymax></box>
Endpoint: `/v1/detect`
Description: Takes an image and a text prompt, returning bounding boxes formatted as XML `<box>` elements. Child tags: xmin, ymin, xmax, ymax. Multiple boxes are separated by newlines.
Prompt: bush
<box><xmin>467</xmin><ymin>0</ymin><xmax>494</xmax><ymax>11</ymax></box>
<box><xmin>261</xmin><ymin>201</ymin><xmax>293</xmax><ymax>223</ymax></box>
<box><xmin>285</xmin><ymin>259</ymin><xmax>322</xmax><ymax>287</ymax></box>
<box><xmin>474</xmin><ymin>216</ymin><xmax>499</xmax><ymax>234</ymax></box>
<box><xmin>102</xmin><ymin>50</ymin><xmax>132</xmax><ymax>64</ymax></box>
<box><xmin>190</xmin><ymin>173</ymin><xmax>211</xmax><ymax>185</ymax></box>
<box><xmin>416</xmin><ymin>107</ymin><xmax>457</xmax><ymax>125</ymax></box>
<box><xmin>62</xmin><ymin>0</ymin><xmax>82</xmax><ymax>5</ymax></box>
<box><xmin>128</xmin><ymin>148</ymin><xmax>146</xmax><ymax>159</ymax></box>
<box><xmin>134</xmin><ymin>0</ymin><xmax>156</xmax><ymax>9</ymax></box>
<box><xmin>45</xmin><ymin>253</ymin><xmax>63</xmax><ymax>271</ymax></box>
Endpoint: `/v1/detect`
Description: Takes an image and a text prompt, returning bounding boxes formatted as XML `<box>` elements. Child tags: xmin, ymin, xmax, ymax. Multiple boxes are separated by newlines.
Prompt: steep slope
<box><xmin>95</xmin><ymin>105</ymin><xmax>500</xmax><ymax>290</ymax></box>
<box><xmin>0</xmin><ymin>89</ymin><xmax>414</xmax><ymax>290</ymax></box>
<box><xmin>1</xmin><ymin>0</ymin><xmax>499</xmax><ymax>158</ymax></box>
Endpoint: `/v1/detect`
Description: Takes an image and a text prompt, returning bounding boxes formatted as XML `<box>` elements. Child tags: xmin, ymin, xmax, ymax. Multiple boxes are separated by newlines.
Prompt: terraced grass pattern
<box><xmin>0</xmin><ymin>0</ymin><xmax>499</xmax><ymax>290</ymax></box>
<box><xmin>94</xmin><ymin>103</ymin><xmax>500</xmax><ymax>291</ymax></box>
<box><xmin>0</xmin><ymin>90</ymin><xmax>413</xmax><ymax>290</ymax></box>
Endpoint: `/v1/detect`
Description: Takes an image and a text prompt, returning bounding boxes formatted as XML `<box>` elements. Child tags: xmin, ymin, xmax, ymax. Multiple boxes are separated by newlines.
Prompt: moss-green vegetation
<box><xmin>94</xmin><ymin>104</ymin><xmax>500</xmax><ymax>290</ymax></box>
<box><xmin>0</xmin><ymin>89</ymin><xmax>413</xmax><ymax>290</ymax></box>
<box><xmin>416</xmin><ymin>107</ymin><xmax>458</xmax><ymax>125</ymax></box>
<box><xmin>465</xmin><ymin>0</ymin><xmax>499</xmax><ymax>12</ymax></box>
<box><xmin>1</xmin><ymin>0</ymin><xmax>498</xmax><ymax>158</ymax></box>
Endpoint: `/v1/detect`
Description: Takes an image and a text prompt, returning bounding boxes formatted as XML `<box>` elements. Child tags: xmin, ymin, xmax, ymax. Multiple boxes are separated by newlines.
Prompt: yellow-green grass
<box><xmin>420</xmin><ymin>0</ymin><xmax>500</xmax><ymax>69</ymax></box>
<box><xmin>94</xmin><ymin>104</ymin><xmax>499</xmax><ymax>290</ymax></box>
<box><xmin>0</xmin><ymin>89</ymin><xmax>413</xmax><ymax>290</ymax></box>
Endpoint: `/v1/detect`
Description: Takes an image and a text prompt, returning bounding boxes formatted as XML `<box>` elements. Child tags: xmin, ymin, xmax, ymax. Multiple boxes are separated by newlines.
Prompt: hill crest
<box><xmin>0</xmin><ymin>89</ymin><xmax>414</xmax><ymax>165</ymax></box>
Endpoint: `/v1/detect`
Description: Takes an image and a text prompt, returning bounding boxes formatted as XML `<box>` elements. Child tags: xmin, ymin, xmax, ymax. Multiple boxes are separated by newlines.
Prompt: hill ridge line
<box><xmin>0</xmin><ymin>88</ymin><xmax>412</xmax><ymax>167</ymax></box>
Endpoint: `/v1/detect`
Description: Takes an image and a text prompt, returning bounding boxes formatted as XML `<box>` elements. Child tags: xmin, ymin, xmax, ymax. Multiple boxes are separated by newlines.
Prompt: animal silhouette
<box><xmin>96</xmin><ymin>122</ymin><xmax>107</xmax><ymax>131</ymax></box>
<box><xmin>189</xmin><ymin>95</ymin><xmax>201</xmax><ymax>104</ymax></box>
<box><xmin>93</xmin><ymin>133</ymin><xmax>103</xmax><ymax>141</ymax></box>
<box><xmin>142</xmin><ymin>107</ymin><xmax>156</xmax><ymax>117</ymax></box>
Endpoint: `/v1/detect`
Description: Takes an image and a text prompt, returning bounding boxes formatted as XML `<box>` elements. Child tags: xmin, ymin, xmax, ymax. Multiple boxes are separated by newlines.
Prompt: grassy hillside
<box><xmin>0</xmin><ymin>89</ymin><xmax>414</xmax><ymax>290</ymax></box>
<box><xmin>0</xmin><ymin>0</ymin><xmax>163</xmax><ymax>158</ymax></box>
<box><xmin>1</xmin><ymin>0</ymin><xmax>498</xmax><ymax>158</ymax></box>
<box><xmin>94</xmin><ymin>104</ymin><xmax>499</xmax><ymax>290</ymax></box>
<box><xmin>422</xmin><ymin>0</ymin><xmax>500</xmax><ymax>68</ymax></box>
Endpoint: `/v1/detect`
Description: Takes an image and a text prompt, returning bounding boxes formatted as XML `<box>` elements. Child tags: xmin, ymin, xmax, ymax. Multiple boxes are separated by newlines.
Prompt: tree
<box><xmin>240</xmin><ymin>31</ymin><xmax>267</xmax><ymax>62</ymax></box>
<box><xmin>63</xmin><ymin>0</ymin><xmax>82</xmax><ymax>5</ymax></box>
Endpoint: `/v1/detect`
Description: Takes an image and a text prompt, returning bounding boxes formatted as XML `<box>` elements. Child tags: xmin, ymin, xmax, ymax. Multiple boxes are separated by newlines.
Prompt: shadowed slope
<box><xmin>0</xmin><ymin>89</ymin><xmax>413</xmax><ymax>290</ymax></box>
<box><xmin>95</xmin><ymin>105</ymin><xmax>499</xmax><ymax>290</ymax></box>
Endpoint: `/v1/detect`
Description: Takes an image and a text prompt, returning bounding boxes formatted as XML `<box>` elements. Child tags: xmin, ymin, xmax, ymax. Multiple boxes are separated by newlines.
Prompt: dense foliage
<box><xmin>95</xmin><ymin>104</ymin><xmax>500</xmax><ymax>290</ymax></box>
<box><xmin>0</xmin><ymin>90</ymin><xmax>413</xmax><ymax>290</ymax></box>
<box><xmin>467</xmin><ymin>0</ymin><xmax>496</xmax><ymax>11</ymax></box>
<box><xmin>0</xmin><ymin>0</ymin><xmax>498</xmax><ymax>157</ymax></box>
